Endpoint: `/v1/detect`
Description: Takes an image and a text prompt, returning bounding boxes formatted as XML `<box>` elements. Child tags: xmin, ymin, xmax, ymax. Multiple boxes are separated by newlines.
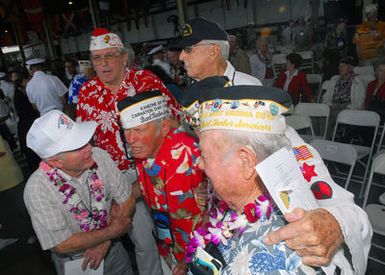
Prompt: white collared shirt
<box><xmin>283</xmin><ymin>69</ymin><xmax>299</xmax><ymax>91</ymax></box>
<box><xmin>26</xmin><ymin>71</ymin><xmax>68</xmax><ymax>115</ymax></box>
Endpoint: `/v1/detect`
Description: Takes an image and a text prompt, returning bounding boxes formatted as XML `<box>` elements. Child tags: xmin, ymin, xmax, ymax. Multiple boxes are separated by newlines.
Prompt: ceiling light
<box><xmin>68</xmin><ymin>1</ymin><xmax>73</xmax><ymax>5</ymax></box>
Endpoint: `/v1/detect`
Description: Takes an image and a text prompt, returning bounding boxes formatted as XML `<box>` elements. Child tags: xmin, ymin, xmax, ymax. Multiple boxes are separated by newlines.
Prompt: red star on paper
<box><xmin>301</xmin><ymin>162</ymin><xmax>317</xmax><ymax>182</ymax></box>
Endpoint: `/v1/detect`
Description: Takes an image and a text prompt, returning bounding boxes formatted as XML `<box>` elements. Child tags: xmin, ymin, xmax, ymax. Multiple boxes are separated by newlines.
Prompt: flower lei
<box><xmin>185</xmin><ymin>194</ymin><xmax>273</xmax><ymax>263</ymax></box>
<box><xmin>39</xmin><ymin>161</ymin><xmax>108</xmax><ymax>232</ymax></box>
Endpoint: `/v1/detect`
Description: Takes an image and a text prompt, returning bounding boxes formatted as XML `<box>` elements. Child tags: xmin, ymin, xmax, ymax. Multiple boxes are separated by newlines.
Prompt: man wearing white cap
<box><xmin>77</xmin><ymin>28</ymin><xmax>181</xmax><ymax>274</ymax></box>
<box><xmin>117</xmin><ymin>91</ymin><xmax>206</xmax><ymax>275</ymax></box>
<box><xmin>148</xmin><ymin>45</ymin><xmax>171</xmax><ymax>76</ymax></box>
<box><xmin>25</xmin><ymin>58</ymin><xmax>68</xmax><ymax>116</ymax></box>
<box><xmin>24</xmin><ymin>110</ymin><xmax>135</xmax><ymax>275</ymax></box>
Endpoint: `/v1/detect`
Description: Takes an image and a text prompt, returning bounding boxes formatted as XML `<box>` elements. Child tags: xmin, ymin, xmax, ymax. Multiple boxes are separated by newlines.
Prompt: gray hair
<box><xmin>125</xmin><ymin>44</ymin><xmax>136</xmax><ymax>66</ymax></box>
<box><xmin>219</xmin><ymin>129</ymin><xmax>291</xmax><ymax>164</ymax></box>
<box><xmin>374</xmin><ymin>61</ymin><xmax>385</xmax><ymax>77</ymax></box>
<box><xmin>202</xmin><ymin>39</ymin><xmax>230</xmax><ymax>60</ymax></box>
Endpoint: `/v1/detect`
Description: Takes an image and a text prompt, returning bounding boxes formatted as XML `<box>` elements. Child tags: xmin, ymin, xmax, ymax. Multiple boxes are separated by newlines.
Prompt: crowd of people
<box><xmin>1</xmin><ymin>4</ymin><xmax>382</xmax><ymax>275</ymax></box>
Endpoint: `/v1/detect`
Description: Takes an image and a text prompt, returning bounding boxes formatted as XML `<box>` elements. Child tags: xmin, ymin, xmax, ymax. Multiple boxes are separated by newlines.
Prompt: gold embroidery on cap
<box><xmin>182</xmin><ymin>24</ymin><xmax>192</xmax><ymax>37</ymax></box>
<box><xmin>104</xmin><ymin>35</ymin><xmax>110</xmax><ymax>43</ymax></box>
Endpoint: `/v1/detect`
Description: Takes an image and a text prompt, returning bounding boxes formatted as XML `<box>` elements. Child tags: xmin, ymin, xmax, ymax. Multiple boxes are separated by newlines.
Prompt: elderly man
<box><xmin>24</xmin><ymin>110</ymin><xmax>135</xmax><ymax>275</ymax></box>
<box><xmin>180</xmin><ymin>77</ymin><xmax>372</xmax><ymax>274</ymax></box>
<box><xmin>174</xmin><ymin>18</ymin><xmax>261</xmax><ymax>85</ymax></box>
<box><xmin>117</xmin><ymin>91</ymin><xmax>206</xmax><ymax>275</ymax></box>
<box><xmin>26</xmin><ymin>58</ymin><xmax>67</xmax><ymax>116</ymax></box>
<box><xmin>187</xmin><ymin>85</ymin><xmax>333</xmax><ymax>274</ymax></box>
<box><xmin>77</xmin><ymin>28</ymin><xmax>181</xmax><ymax>274</ymax></box>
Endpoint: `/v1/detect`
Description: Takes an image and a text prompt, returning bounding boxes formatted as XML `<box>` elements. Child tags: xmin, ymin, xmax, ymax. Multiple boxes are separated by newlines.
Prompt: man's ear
<box><xmin>160</xmin><ymin>119</ymin><xmax>171</xmax><ymax>137</ymax></box>
<box><xmin>208</xmin><ymin>44</ymin><xmax>221</xmax><ymax>62</ymax></box>
<box><xmin>239</xmin><ymin>146</ymin><xmax>257</xmax><ymax>180</ymax></box>
<box><xmin>46</xmin><ymin>155</ymin><xmax>64</xmax><ymax>170</ymax></box>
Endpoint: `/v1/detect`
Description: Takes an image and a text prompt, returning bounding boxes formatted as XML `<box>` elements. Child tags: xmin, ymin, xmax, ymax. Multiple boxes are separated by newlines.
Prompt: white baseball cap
<box><xmin>27</xmin><ymin>110</ymin><xmax>97</xmax><ymax>159</ymax></box>
<box><xmin>0</xmin><ymin>72</ymin><xmax>6</xmax><ymax>79</ymax></box>
<box><xmin>89</xmin><ymin>28</ymin><xmax>123</xmax><ymax>51</ymax></box>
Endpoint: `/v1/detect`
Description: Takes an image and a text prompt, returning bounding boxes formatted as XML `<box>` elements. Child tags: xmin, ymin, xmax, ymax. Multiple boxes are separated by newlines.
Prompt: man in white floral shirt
<box><xmin>24</xmin><ymin>110</ymin><xmax>136</xmax><ymax>275</ymax></box>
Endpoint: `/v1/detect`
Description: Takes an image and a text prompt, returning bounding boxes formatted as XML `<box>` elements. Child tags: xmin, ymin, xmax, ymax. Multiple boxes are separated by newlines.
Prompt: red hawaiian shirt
<box><xmin>136</xmin><ymin>128</ymin><xmax>205</xmax><ymax>262</ymax></box>
<box><xmin>76</xmin><ymin>68</ymin><xmax>182</xmax><ymax>170</ymax></box>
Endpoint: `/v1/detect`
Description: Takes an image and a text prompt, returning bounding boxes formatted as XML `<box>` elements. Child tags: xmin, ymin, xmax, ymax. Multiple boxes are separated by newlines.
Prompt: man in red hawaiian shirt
<box><xmin>117</xmin><ymin>91</ymin><xmax>206</xmax><ymax>275</ymax></box>
<box><xmin>77</xmin><ymin>28</ymin><xmax>181</xmax><ymax>275</ymax></box>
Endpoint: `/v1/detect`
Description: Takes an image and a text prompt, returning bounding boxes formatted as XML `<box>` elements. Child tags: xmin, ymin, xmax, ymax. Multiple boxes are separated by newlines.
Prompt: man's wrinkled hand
<box><xmin>82</xmin><ymin>240</ymin><xmax>111</xmax><ymax>270</ymax></box>
<box><xmin>264</xmin><ymin>208</ymin><xmax>344</xmax><ymax>266</ymax></box>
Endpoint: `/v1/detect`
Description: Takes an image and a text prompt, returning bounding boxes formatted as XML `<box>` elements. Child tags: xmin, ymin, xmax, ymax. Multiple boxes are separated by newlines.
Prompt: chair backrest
<box><xmin>353</xmin><ymin>65</ymin><xmax>374</xmax><ymax>75</ymax></box>
<box><xmin>306</xmin><ymin>74</ymin><xmax>322</xmax><ymax>84</ymax></box>
<box><xmin>310</xmin><ymin>139</ymin><xmax>357</xmax><ymax>189</ymax></box>
<box><xmin>298</xmin><ymin>50</ymin><xmax>314</xmax><ymax>73</ymax></box>
<box><xmin>319</xmin><ymin>80</ymin><xmax>332</xmax><ymax>103</ymax></box>
<box><xmin>298</xmin><ymin>50</ymin><xmax>313</xmax><ymax>60</ymax></box>
<box><xmin>272</xmin><ymin>53</ymin><xmax>286</xmax><ymax>64</ymax></box>
<box><xmin>295</xmin><ymin>103</ymin><xmax>330</xmax><ymax>138</ymax></box>
<box><xmin>377</xmin><ymin>124</ymin><xmax>385</xmax><ymax>154</ymax></box>
<box><xmin>334</xmin><ymin>110</ymin><xmax>380</xmax><ymax>128</ymax></box>
<box><xmin>285</xmin><ymin>114</ymin><xmax>315</xmax><ymax>138</ymax></box>
<box><xmin>363</xmin><ymin>152</ymin><xmax>385</xmax><ymax>207</ymax></box>
<box><xmin>310</xmin><ymin>139</ymin><xmax>357</xmax><ymax>166</ymax></box>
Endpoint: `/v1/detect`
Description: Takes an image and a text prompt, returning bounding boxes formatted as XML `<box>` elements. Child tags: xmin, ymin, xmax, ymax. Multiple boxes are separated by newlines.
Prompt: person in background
<box><xmin>67</xmin><ymin>60</ymin><xmax>95</xmax><ymax>119</ymax></box>
<box><xmin>274</xmin><ymin>53</ymin><xmax>314</xmax><ymax>105</ymax></box>
<box><xmin>175</xmin><ymin>18</ymin><xmax>262</xmax><ymax>85</ymax></box>
<box><xmin>0</xmin><ymin>135</ymin><xmax>36</xmax><ymax>245</ymax></box>
<box><xmin>323</xmin><ymin>18</ymin><xmax>349</xmax><ymax>80</ymax></box>
<box><xmin>167</xmin><ymin>48</ymin><xmax>190</xmax><ymax>87</ymax></box>
<box><xmin>118</xmin><ymin>91</ymin><xmax>206</xmax><ymax>275</ymax></box>
<box><xmin>249</xmin><ymin>37</ymin><xmax>274</xmax><ymax>86</ymax></box>
<box><xmin>26</xmin><ymin>58</ymin><xmax>67</xmax><ymax>116</ymax></box>
<box><xmin>228</xmin><ymin>34</ymin><xmax>251</xmax><ymax>75</ymax></box>
<box><xmin>11</xmin><ymin>69</ymin><xmax>40</xmax><ymax>173</ymax></box>
<box><xmin>322</xmin><ymin>56</ymin><xmax>365</xmax><ymax>113</ymax></box>
<box><xmin>365</xmin><ymin>61</ymin><xmax>385</xmax><ymax>122</ymax></box>
<box><xmin>64</xmin><ymin>58</ymin><xmax>78</xmax><ymax>87</ymax></box>
<box><xmin>145</xmin><ymin>65</ymin><xmax>183</xmax><ymax>103</ymax></box>
<box><xmin>353</xmin><ymin>4</ymin><xmax>385</xmax><ymax>65</ymax></box>
<box><xmin>24</xmin><ymin>110</ymin><xmax>135</xmax><ymax>275</ymax></box>
<box><xmin>148</xmin><ymin>45</ymin><xmax>171</xmax><ymax>76</ymax></box>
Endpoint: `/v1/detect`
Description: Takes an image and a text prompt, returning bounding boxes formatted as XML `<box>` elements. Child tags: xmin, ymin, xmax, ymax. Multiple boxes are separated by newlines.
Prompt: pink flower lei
<box><xmin>185</xmin><ymin>194</ymin><xmax>273</xmax><ymax>263</ymax></box>
<box><xmin>39</xmin><ymin>161</ymin><xmax>108</xmax><ymax>232</ymax></box>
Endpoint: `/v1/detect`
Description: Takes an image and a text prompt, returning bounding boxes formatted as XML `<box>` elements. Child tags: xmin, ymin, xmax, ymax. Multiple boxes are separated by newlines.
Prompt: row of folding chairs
<box><xmin>286</xmin><ymin>105</ymin><xmax>385</xmax><ymax>198</ymax></box>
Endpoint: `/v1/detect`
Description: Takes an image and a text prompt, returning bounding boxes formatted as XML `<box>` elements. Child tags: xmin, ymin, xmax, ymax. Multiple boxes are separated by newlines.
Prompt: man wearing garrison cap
<box><xmin>180</xmin><ymin>78</ymin><xmax>371</xmax><ymax>274</ymax></box>
<box><xmin>25</xmin><ymin>58</ymin><xmax>68</xmax><ymax>116</ymax></box>
<box><xmin>76</xmin><ymin>28</ymin><xmax>183</xmax><ymax>275</ymax></box>
<box><xmin>117</xmin><ymin>91</ymin><xmax>206</xmax><ymax>275</ymax></box>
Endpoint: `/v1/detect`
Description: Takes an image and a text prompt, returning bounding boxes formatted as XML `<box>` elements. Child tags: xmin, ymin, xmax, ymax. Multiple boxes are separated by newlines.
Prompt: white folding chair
<box><xmin>332</xmin><ymin>110</ymin><xmax>381</xmax><ymax>196</ymax></box>
<box><xmin>379</xmin><ymin>192</ymin><xmax>385</xmax><ymax>205</ymax></box>
<box><xmin>377</xmin><ymin>123</ymin><xmax>385</xmax><ymax>154</ymax></box>
<box><xmin>363</xmin><ymin>153</ymin><xmax>385</xmax><ymax>207</ymax></box>
<box><xmin>356</xmin><ymin>74</ymin><xmax>376</xmax><ymax>90</ymax></box>
<box><xmin>310</xmin><ymin>139</ymin><xmax>357</xmax><ymax>189</ymax></box>
<box><xmin>272</xmin><ymin>53</ymin><xmax>287</xmax><ymax>78</ymax></box>
<box><xmin>294</xmin><ymin>103</ymin><xmax>330</xmax><ymax>139</ymax></box>
<box><xmin>298</xmin><ymin>50</ymin><xmax>314</xmax><ymax>73</ymax></box>
<box><xmin>353</xmin><ymin>65</ymin><xmax>375</xmax><ymax>75</ymax></box>
<box><xmin>285</xmin><ymin>114</ymin><xmax>315</xmax><ymax>143</ymax></box>
<box><xmin>362</xmin><ymin>153</ymin><xmax>385</xmax><ymax>265</ymax></box>
<box><xmin>318</xmin><ymin>80</ymin><xmax>332</xmax><ymax>103</ymax></box>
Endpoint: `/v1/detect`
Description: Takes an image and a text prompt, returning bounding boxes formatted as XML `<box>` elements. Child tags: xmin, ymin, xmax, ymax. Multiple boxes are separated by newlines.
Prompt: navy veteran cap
<box><xmin>198</xmin><ymin>86</ymin><xmax>292</xmax><ymax>134</ymax></box>
<box><xmin>180</xmin><ymin>76</ymin><xmax>232</xmax><ymax>128</ymax></box>
<box><xmin>172</xmin><ymin>18</ymin><xmax>228</xmax><ymax>48</ymax></box>
<box><xmin>117</xmin><ymin>91</ymin><xmax>171</xmax><ymax>129</ymax></box>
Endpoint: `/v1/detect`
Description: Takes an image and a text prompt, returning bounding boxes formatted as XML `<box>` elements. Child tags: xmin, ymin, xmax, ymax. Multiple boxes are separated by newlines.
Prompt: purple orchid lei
<box><xmin>185</xmin><ymin>194</ymin><xmax>273</xmax><ymax>263</ymax></box>
<box><xmin>40</xmin><ymin>161</ymin><xmax>108</xmax><ymax>232</ymax></box>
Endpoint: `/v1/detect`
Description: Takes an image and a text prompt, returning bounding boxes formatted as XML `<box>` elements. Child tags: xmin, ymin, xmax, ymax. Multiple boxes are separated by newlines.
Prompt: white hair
<box><xmin>202</xmin><ymin>39</ymin><xmax>230</xmax><ymax>60</ymax></box>
<box><xmin>219</xmin><ymin>129</ymin><xmax>291</xmax><ymax>163</ymax></box>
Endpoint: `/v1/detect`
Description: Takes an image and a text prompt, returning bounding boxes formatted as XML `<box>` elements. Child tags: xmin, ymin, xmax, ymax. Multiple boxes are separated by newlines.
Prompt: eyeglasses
<box><xmin>182</xmin><ymin>43</ymin><xmax>214</xmax><ymax>54</ymax></box>
<box><xmin>91</xmin><ymin>52</ymin><xmax>122</xmax><ymax>65</ymax></box>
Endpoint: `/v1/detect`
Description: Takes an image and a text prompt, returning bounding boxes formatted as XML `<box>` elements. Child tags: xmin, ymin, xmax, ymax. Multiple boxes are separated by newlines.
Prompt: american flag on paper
<box><xmin>293</xmin><ymin>145</ymin><xmax>313</xmax><ymax>161</ymax></box>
